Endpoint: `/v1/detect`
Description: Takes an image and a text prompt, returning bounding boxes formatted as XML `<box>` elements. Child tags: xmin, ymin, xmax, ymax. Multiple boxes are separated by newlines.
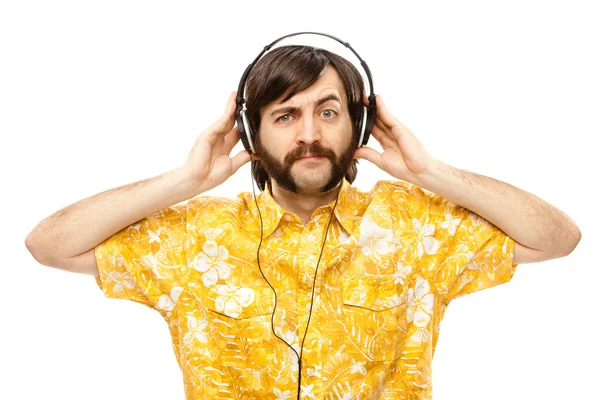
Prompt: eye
<box><xmin>321</xmin><ymin>109</ymin><xmax>338</xmax><ymax>119</ymax></box>
<box><xmin>277</xmin><ymin>114</ymin><xmax>292</xmax><ymax>123</ymax></box>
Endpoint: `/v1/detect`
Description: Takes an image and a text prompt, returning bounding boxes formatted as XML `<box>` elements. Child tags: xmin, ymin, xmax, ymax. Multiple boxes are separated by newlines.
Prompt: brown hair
<box><xmin>244</xmin><ymin>45</ymin><xmax>366</xmax><ymax>191</ymax></box>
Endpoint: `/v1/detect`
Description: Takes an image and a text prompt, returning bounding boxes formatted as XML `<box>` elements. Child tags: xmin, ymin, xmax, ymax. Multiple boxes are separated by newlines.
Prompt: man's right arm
<box><xmin>25</xmin><ymin>91</ymin><xmax>253</xmax><ymax>277</ymax></box>
<box><xmin>24</xmin><ymin>167</ymin><xmax>195</xmax><ymax>276</ymax></box>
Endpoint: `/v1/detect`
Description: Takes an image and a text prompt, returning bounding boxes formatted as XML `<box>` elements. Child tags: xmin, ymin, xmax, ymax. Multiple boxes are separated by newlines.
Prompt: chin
<box><xmin>294</xmin><ymin>185</ymin><xmax>326</xmax><ymax>196</ymax></box>
<box><xmin>292</xmin><ymin>174</ymin><xmax>335</xmax><ymax>195</ymax></box>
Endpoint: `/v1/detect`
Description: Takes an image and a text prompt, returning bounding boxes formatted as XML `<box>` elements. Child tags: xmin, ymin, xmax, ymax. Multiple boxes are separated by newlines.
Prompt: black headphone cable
<box><xmin>251</xmin><ymin>161</ymin><xmax>340</xmax><ymax>400</ymax></box>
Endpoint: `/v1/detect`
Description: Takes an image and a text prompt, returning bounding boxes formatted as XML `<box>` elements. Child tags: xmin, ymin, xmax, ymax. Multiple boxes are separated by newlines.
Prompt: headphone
<box><xmin>242</xmin><ymin>32</ymin><xmax>376</xmax><ymax>400</ymax></box>
<box><xmin>235</xmin><ymin>31</ymin><xmax>377</xmax><ymax>155</ymax></box>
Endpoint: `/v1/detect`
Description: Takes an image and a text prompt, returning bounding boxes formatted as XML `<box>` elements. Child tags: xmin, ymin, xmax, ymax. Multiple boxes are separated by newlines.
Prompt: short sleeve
<box><xmin>406</xmin><ymin>184</ymin><xmax>519</xmax><ymax>304</ymax></box>
<box><xmin>94</xmin><ymin>201</ymin><xmax>191</xmax><ymax>317</ymax></box>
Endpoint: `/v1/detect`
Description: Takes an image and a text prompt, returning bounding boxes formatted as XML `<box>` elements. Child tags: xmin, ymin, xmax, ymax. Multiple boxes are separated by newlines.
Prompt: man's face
<box><xmin>254</xmin><ymin>66</ymin><xmax>356</xmax><ymax>196</ymax></box>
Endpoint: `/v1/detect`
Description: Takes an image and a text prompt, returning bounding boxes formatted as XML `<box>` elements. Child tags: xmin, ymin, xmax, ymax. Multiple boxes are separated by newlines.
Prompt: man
<box><xmin>25</xmin><ymin>45</ymin><xmax>581</xmax><ymax>399</ymax></box>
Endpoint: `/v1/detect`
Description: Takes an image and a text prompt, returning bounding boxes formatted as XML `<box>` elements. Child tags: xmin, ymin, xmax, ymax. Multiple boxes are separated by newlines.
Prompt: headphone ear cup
<box><xmin>356</xmin><ymin>105</ymin><xmax>369</xmax><ymax>148</ymax></box>
<box><xmin>363</xmin><ymin>112</ymin><xmax>376</xmax><ymax>147</ymax></box>
<box><xmin>238</xmin><ymin>109</ymin><xmax>256</xmax><ymax>155</ymax></box>
<box><xmin>361</xmin><ymin>98</ymin><xmax>377</xmax><ymax>147</ymax></box>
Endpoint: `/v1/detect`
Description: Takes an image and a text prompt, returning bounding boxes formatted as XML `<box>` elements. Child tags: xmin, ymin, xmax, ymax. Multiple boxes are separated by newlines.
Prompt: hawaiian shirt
<box><xmin>94</xmin><ymin>178</ymin><xmax>518</xmax><ymax>399</ymax></box>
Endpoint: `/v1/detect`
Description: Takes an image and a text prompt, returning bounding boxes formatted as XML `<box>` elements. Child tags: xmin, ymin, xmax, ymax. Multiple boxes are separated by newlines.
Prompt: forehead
<box><xmin>266</xmin><ymin>66</ymin><xmax>348</xmax><ymax>109</ymax></box>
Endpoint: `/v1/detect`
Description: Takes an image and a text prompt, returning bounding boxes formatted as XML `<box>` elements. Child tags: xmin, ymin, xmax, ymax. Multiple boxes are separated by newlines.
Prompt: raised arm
<box><xmin>25</xmin><ymin>91</ymin><xmax>253</xmax><ymax>276</ymax></box>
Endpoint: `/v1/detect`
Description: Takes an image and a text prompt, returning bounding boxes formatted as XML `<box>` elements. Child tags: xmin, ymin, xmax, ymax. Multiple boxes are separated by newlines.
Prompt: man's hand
<box><xmin>353</xmin><ymin>94</ymin><xmax>438</xmax><ymax>184</ymax></box>
<box><xmin>177</xmin><ymin>91</ymin><xmax>259</xmax><ymax>196</ymax></box>
<box><xmin>354</xmin><ymin>94</ymin><xmax>581</xmax><ymax>259</ymax></box>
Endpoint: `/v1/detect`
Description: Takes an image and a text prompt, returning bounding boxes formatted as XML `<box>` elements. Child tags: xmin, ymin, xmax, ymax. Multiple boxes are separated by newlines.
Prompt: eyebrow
<box><xmin>269</xmin><ymin>94</ymin><xmax>342</xmax><ymax>117</ymax></box>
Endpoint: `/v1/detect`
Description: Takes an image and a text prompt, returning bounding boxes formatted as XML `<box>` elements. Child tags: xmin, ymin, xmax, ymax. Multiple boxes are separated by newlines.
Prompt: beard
<box><xmin>254</xmin><ymin>133</ymin><xmax>356</xmax><ymax>196</ymax></box>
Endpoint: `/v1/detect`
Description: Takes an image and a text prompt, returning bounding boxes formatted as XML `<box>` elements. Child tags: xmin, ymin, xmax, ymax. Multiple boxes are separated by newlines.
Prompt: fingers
<box><xmin>222</xmin><ymin>125</ymin><xmax>241</xmax><ymax>152</ymax></box>
<box><xmin>230</xmin><ymin>149</ymin><xmax>252</xmax><ymax>174</ymax></box>
<box><xmin>363</xmin><ymin>93</ymin><xmax>370</xmax><ymax>107</ymax></box>
<box><xmin>374</xmin><ymin>117</ymin><xmax>400</xmax><ymax>145</ymax></box>
<box><xmin>205</xmin><ymin>91</ymin><xmax>238</xmax><ymax>142</ymax></box>
<box><xmin>366</xmin><ymin>94</ymin><xmax>410</xmax><ymax>138</ymax></box>
<box><xmin>365</xmin><ymin>93</ymin><xmax>403</xmax><ymax>142</ymax></box>
<box><xmin>353</xmin><ymin>146</ymin><xmax>382</xmax><ymax>169</ymax></box>
<box><xmin>370</xmin><ymin>122</ymin><xmax>396</xmax><ymax>149</ymax></box>
<box><xmin>219</xmin><ymin>90</ymin><xmax>238</xmax><ymax>131</ymax></box>
<box><xmin>371</xmin><ymin>103</ymin><xmax>415</xmax><ymax>147</ymax></box>
<box><xmin>374</xmin><ymin>94</ymin><xmax>395</xmax><ymax>128</ymax></box>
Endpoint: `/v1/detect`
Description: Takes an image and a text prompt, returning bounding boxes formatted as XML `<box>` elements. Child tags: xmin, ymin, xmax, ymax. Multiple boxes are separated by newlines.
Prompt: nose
<box><xmin>295</xmin><ymin>115</ymin><xmax>321</xmax><ymax>146</ymax></box>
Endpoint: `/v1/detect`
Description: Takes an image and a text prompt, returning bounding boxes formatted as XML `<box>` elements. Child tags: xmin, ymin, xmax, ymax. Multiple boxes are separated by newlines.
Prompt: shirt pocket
<box><xmin>197</xmin><ymin>283</ymin><xmax>279</xmax><ymax>369</ymax></box>
<box><xmin>341</xmin><ymin>274</ymin><xmax>407</xmax><ymax>362</ymax></box>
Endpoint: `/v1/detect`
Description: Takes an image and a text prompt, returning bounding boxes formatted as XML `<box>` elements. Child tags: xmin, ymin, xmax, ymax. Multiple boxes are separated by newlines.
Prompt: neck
<box><xmin>268</xmin><ymin>179</ymin><xmax>341</xmax><ymax>225</ymax></box>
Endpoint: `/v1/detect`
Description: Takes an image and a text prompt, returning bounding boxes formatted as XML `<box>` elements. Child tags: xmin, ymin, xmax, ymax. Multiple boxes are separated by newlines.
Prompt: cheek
<box><xmin>258</xmin><ymin>138</ymin><xmax>288</xmax><ymax>163</ymax></box>
<box><xmin>332</xmin><ymin>130</ymin><xmax>355</xmax><ymax>153</ymax></box>
<box><xmin>268</xmin><ymin>138</ymin><xmax>295</xmax><ymax>157</ymax></box>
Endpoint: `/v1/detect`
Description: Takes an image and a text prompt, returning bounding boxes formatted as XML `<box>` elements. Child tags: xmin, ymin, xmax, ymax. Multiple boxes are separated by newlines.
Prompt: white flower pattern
<box><xmin>441</xmin><ymin>212</ymin><xmax>461</xmax><ymax>235</ymax></box>
<box><xmin>407</xmin><ymin>278</ymin><xmax>435</xmax><ymax>328</ymax></box>
<box><xmin>94</xmin><ymin>179</ymin><xmax>518</xmax><ymax>399</ymax></box>
<box><xmin>393</xmin><ymin>262</ymin><xmax>412</xmax><ymax>285</ymax></box>
<box><xmin>190</xmin><ymin>239</ymin><xmax>234</xmax><ymax>287</ymax></box>
<box><xmin>183</xmin><ymin>315</ymin><xmax>208</xmax><ymax>348</ymax></box>
<box><xmin>357</xmin><ymin>215</ymin><xmax>394</xmax><ymax>256</ymax></box>
<box><xmin>413</xmin><ymin>218</ymin><xmax>440</xmax><ymax>256</ymax></box>
<box><xmin>213</xmin><ymin>284</ymin><xmax>255</xmax><ymax>318</ymax></box>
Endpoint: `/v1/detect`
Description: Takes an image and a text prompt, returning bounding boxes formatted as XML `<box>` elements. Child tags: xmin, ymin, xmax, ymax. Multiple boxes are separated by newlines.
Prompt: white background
<box><xmin>2</xmin><ymin>1</ymin><xmax>598</xmax><ymax>399</ymax></box>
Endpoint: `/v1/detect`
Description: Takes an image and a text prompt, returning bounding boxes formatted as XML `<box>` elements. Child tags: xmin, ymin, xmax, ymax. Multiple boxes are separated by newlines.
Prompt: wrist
<box><xmin>164</xmin><ymin>166</ymin><xmax>199</xmax><ymax>202</ymax></box>
<box><xmin>411</xmin><ymin>158</ymin><xmax>447</xmax><ymax>191</ymax></box>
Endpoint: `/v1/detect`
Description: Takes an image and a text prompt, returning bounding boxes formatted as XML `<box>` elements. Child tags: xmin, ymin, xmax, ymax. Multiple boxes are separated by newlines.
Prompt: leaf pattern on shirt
<box><xmin>94</xmin><ymin>178</ymin><xmax>518</xmax><ymax>399</ymax></box>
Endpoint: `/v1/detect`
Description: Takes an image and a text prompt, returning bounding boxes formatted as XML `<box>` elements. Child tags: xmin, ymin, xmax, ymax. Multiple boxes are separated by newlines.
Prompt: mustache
<box><xmin>284</xmin><ymin>143</ymin><xmax>337</xmax><ymax>164</ymax></box>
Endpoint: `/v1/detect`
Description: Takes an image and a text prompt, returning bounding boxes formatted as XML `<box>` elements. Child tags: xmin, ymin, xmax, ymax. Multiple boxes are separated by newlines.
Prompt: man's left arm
<box><xmin>354</xmin><ymin>94</ymin><xmax>582</xmax><ymax>263</ymax></box>
<box><xmin>412</xmin><ymin>160</ymin><xmax>581</xmax><ymax>263</ymax></box>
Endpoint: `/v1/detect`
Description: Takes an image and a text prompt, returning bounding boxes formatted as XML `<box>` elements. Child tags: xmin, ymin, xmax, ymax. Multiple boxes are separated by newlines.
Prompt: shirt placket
<box><xmin>296</xmin><ymin>211</ymin><xmax>329</xmax><ymax>399</ymax></box>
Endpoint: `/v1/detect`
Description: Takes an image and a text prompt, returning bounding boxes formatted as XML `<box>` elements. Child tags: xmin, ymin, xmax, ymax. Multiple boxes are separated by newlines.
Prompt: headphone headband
<box><xmin>235</xmin><ymin>32</ymin><xmax>377</xmax><ymax>154</ymax></box>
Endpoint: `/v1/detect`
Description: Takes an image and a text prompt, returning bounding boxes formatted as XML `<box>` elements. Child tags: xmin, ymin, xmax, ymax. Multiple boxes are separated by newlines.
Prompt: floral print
<box><xmin>407</xmin><ymin>278</ymin><xmax>435</xmax><ymax>328</ymax></box>
<box><xmin>94</xmin><ymin>178</ymin><xmax>518</xmax><ymax>399</ymax></box>
<box><xmin>212</xmin><ymin>284</ymin><xmax>255</xmax><ymax>318</ymax></box>
<box><xmin>190</xmin><ymin>240</ymin><xmax>234</xmax><ymax>287</ymax></box>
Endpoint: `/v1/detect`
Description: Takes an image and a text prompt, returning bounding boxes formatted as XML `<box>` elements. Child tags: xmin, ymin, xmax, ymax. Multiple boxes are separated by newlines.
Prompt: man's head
<box><xmin>244</xmin><ymin>45</ymin><xmax>365</xmax><ymax>195</ymax></box>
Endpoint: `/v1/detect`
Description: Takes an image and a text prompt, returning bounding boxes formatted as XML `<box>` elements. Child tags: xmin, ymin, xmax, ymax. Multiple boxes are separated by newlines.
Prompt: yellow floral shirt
<box><xmin>94</xmin><ymin>178</ymin><xmax>518</xmax><ymax>399</ymax></box>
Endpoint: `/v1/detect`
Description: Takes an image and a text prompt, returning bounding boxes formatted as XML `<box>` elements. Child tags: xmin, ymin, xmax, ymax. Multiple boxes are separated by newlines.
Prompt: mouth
<box><xmin>297</xmin><ymin>155</ymin><xmax>324</xmax><ymax>162</ymax></box>
<box><xmin>298</xmin><ymin>153</ymin><xmax>324</xmax><ymax>159</ymax></box>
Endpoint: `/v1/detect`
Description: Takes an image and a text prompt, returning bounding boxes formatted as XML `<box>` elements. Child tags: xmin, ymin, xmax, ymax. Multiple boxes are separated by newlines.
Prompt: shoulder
<box><xmin>367</xmin><ymin>179</ymin><xmax>465</xmax><ymax>221</ymax></box>
<box><xmin>369</xmin><ymin>179</ymin><xmax>434</xmax><ymax>205</ymax></box>
<box><xmin>371</xmin><ymin>179</ymin><xmax>433</xmax><ymax>198</ymax></box>
<box><xmin>186</xmin><ymin>194</ymin><xmax>243</xmax><ymax>211</ymax></box>
<box><xmin>185</xmin><ymin>193</ymin><xmax>247</xmax><ymax>226</ymax></box>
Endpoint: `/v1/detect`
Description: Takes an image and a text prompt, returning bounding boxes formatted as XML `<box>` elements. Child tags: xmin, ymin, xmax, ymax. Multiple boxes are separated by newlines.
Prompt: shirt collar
<box><xmin>253</xmin><ymin>178</ymin><xmax>356</xmax><ymax>238</ymax></box>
